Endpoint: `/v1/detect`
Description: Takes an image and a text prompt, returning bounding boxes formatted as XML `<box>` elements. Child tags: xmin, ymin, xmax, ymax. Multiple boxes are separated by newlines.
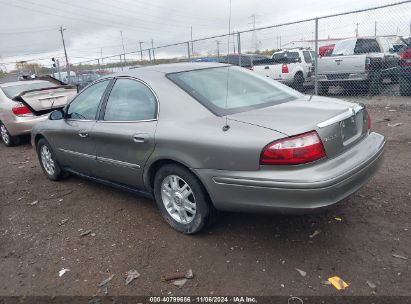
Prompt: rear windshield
<box><xmin>272</xmin><ymin>51</ymin><xmax>300</xmax><ymax>63</ymax></box>
<box><xmin>167</xmin><ymin>66</ymin><xmax>301</xmax><ymax>116</ymax></box>
<box><xmin>1</xmin><ymin>81</ymin><xmax>57</xmax><ymax>98</ymax></box>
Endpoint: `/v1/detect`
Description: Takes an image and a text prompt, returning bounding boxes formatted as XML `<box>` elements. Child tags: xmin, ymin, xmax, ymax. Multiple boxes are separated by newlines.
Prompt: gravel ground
<box><xmin>0</xmin><ymin>95</ymin><xmax>410</xmax><ymax>297</ymax></box>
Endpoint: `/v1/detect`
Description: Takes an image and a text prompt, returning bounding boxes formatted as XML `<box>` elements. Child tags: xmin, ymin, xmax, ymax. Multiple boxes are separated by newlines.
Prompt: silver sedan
<box><xmin>0</xmin><ymin>79</ymin><xmax>77</xmax><ymax>146</ymax></box>
<box><xmin>31</xmin><ymin>63</ymin><xmax>385</xmax><ymax>234</ymax></box>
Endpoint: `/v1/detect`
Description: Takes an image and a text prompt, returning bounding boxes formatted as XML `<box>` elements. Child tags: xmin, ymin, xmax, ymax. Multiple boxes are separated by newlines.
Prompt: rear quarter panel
<box><xmin>144</xmin><ymin>74</ymin><xmax>286</xmax><ymax>172</ymax></box>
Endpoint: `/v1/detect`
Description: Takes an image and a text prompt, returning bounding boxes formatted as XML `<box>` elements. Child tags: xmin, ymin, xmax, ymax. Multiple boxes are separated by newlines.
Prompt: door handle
<box><xmin>78</xmin><ymin>131</ymin><xmax>89</xmax><ymax>138</ymax></box>
<box><xmin>264</xmin><ymin>66</ymin><xmax>270</xmax><ymax>69</ymax></box>
<box><xmin>132</xmin><ymin>135</ymin><xmax>145</xmax><ymax>143</ymax></box>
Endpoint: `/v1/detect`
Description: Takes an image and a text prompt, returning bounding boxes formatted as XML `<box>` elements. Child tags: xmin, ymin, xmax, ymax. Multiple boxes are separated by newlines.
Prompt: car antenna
<box><xmin>222</xmin><ymin>0</ymin><xmax>232</xmax><ymax>132</ymax></box>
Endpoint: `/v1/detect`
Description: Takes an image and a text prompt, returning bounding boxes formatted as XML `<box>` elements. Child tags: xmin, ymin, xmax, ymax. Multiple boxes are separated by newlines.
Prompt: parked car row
<box><xmin>223</xmin><ymin>36</ymin><xmax>410</xmax><ymax>96</ymax></box>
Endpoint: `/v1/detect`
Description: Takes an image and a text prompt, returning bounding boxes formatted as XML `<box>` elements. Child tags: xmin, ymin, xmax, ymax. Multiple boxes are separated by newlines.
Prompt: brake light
<box><xmin>12</xmin><ymin>102</ymin><xmax>32</xmax><ymax>116</ymax></box>
<box><xmin>260</xmin><ymin>131</ymin><xmax>326</xmax><ymax>165</ymax></box>
<box><xmin>400</xmin><ymin>48</ymin><xmax>411</xmax><ymax>67</ymax></box>
<box><xmin>282</xmin><ymin>63</ymin><xmax>289</xmax><ymax>73</ymax></box>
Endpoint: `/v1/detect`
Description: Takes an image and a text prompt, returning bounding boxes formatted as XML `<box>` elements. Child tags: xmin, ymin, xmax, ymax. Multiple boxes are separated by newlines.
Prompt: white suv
<box><xmin>253</xmin><ymin>48</ymin><xmax>316</xmax><ymax>91</ymax></box>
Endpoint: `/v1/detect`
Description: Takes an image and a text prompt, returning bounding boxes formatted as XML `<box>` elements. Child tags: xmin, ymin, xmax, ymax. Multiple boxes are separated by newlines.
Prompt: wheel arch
<box><xmin>34</xmin><ymin>133</ymin><xmax>45</xmax><ymax>147</ymax></box>
<box><xmin>144</xmin><ymin>158</ymin><xmax>214</xmax><ymax>206</ymax></box>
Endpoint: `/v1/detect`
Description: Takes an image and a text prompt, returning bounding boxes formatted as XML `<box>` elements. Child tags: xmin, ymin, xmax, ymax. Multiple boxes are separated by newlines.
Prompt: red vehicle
<box><xmin>399</xmin><ymin>41</ymin><xmax>411</xmax><ymax>96</ymax></box>
<box><xmin>319</xmin><ymin>44</ymin><xmax>335</xmax><ymax>57</ymax></box>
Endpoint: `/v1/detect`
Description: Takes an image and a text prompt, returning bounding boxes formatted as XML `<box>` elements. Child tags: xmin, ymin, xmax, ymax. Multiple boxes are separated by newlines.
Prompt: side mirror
<box><xmin>49</xmin><ymin>109</ymin><xmax>64</xmax><ymax>120</ymax></box>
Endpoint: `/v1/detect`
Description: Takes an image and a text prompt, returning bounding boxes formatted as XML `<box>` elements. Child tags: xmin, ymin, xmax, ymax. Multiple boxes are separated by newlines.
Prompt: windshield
<box><xmin>167</xmin><ymin>66</ymin><xmax>301</xmax><ymax>116</ymax></box>
<box><xmin>2</xmin><ymin>81</ymin><xmax>57</xmax><ymax>98</ymax></box>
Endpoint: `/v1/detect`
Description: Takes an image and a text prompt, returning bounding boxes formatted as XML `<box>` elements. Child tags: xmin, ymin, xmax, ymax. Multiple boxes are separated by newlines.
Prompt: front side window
<box><xmin>167</xmin><ymin>66</ymin><xmax>301</xmax><ymax>116</ymax></box>
<box><xmin>103</xmin><ymin>78</ymin><xmax>157</xmax><ymax>121</ymax></box>
<box><xmin>67</xmin><ymin>80</ymin><xmax>109</xmax><ymax>120</ymax></box>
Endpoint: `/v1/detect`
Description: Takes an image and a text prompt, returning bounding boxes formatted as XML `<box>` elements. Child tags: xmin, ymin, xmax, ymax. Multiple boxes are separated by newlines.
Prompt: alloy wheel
<box><xmin>40</xmin><ymin>145</ymin><xmax>55</xmax><ymax>176</ymax></box>
<box><xmin>1</xmin><ymin>125</ymin><xmax>10</xmax><ymax>145</ymax></box>
<box><xmin>161</xmin><ymin>175</ymin><xmax>197</xmax><ymax>224</ymax></box>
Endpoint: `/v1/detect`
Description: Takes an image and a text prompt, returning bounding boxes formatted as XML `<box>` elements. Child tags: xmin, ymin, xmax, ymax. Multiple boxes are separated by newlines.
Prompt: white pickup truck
<box><xmin>317</xmin><ymin>37</ymin><xmax>400</xmax><ymax>94</ymax></box>
<box><xmin>253</xmin><ymin>48</ymin><xmax>316</xmax><ymax>92</ymax></box>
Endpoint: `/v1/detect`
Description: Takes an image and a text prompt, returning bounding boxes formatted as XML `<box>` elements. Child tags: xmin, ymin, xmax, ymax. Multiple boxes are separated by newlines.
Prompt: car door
<box><xmin>92</xmin><ymin>77</ymin><xmax>158</xmax><ymax>189</ymax></box>
<box><xmin>51</xmin><ymin>79</ymin><xmax>111</xmax><ymax>174</ymax></box>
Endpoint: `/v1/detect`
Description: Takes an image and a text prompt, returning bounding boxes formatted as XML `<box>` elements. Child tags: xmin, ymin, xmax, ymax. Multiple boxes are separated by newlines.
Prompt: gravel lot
<box><xmin>0</xmin><ymin>91</ymin><xmax>410</xmax><ymax>297</ymax></box>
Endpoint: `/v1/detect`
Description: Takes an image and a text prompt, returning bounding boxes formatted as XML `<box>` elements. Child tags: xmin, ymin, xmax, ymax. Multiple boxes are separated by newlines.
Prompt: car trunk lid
<box><xmin>12</xmin><ymin>85</ymin><xmax>77</xmax><ymax>114</ymax></box>
<box><xmin>228</xmin><ymin>96</ymin><xmax>369</xmax><ymax>158</ymax></box>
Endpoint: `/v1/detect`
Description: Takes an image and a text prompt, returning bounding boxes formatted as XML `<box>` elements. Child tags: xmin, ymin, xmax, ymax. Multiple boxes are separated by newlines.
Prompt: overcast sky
<box><xmin>0</xmin><ymin>0</ymin><xmax>410</xmax><ymax>70</ymax></box>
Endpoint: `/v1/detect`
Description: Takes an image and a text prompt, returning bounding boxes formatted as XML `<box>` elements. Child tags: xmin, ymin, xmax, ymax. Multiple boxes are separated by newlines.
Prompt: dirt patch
<box><xmin>0</xmin><ymin>104</ymin><xmax>410</xmax><ymax>296</ymax></box>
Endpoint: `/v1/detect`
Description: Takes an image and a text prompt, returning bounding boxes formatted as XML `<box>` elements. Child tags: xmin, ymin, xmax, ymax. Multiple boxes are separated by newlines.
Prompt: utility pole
<box><xmin>151</xmin><ymin>39</ymin><xmax>155</xmax><ymax>62</ymax></box>
<box><xmin>120</xmin><ymin>30</ymin><xmax>126</xmax><ymax>63</ymax></box>
<box><xmin>56</xmin><ymin>59</ymin><xmax>62</xmax><ymax>81</ymax></box>
<box><xmin>190</xmin><ymin>26</ymin><xmax>194</xmax><ymax>55</ymax></box>
<box><xmin>100</xmin><ymin>48</ymin><xmax>104</xmax><ymax>64</ymax></box>
<box><xmin>138</xmin><ymin>41</ymin><xmax>144</xmax><ymax>61</ymax></box>
<box><xmin>355</xmin><ymin>23</ymin><xmax>359</xmax><ymax>37</ymax></box>
<box><xmin>374</xmin><ymin>21</ymin><xmax>377</xmax><ymax>37</ymax></box>
<box><xmin>59</xmin><ymin>26</ymin><xmax>70</xmax><ymax>80</ymax></box>
<box><xmin>249</xmin><ymin>14</ymin><xmax>260</xmax><ymax>52</ymax></box>
<box><xmin>216</xmin><ymin>40</ymin><xmax>220</xmax><ymax>58</ymax></box>
<box><xmin>232</xmin><ymin>31</ymin><xmax>236</xmax><ymax>54</ymax></box>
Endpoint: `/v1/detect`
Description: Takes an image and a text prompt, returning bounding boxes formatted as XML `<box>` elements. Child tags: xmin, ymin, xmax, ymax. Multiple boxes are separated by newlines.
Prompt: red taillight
<box><xmin>260</xmin><ymin>131</ymin><xmax>326</xmax><ymax>165</ymax></box>
<box><xmin>12</xmin><ymin>103</ymin><xmax>32</xmax><ymax>116</ymax></box>
<box><xmin>282</xmin><ymin>63</ymin><xmax>289</xmax><ymax>73</ymax></box>
<box><xmin>400</xmin><ymin>48</ymin><xmax>411</xmax><ymax>67</ymax></box>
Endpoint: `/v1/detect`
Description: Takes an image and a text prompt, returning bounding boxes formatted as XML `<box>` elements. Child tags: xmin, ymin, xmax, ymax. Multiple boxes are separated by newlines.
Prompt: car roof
<box><xmin>0</xmin><ymin>80</ymin><xmax>49</xmax><ymax>88</ymax></box>
<box><xmin>108</xmin><ymin>62</ymin><xmax>229</xmax><ymax>77</ymax></box>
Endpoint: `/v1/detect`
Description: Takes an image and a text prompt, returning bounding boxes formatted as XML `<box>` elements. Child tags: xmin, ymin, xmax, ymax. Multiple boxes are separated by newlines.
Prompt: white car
<box><xmin>253</xmin><ymin>48</ymin><xmax>316</xmax><ymax>91</ymax></box>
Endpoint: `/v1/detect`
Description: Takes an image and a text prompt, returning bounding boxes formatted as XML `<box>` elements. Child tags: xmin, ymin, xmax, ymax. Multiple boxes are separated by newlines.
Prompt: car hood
<box><xmin>227</xmin><ymin>95</ymin><xmax>357</xmax><ymax>136</ymax></box>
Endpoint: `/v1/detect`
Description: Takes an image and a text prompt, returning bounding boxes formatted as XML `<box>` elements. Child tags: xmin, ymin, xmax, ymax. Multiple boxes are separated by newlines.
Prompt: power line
<box><xmin>2</xmin><ymin>0</ymin><xmax>180</xmax><ymax>35</ymax></box>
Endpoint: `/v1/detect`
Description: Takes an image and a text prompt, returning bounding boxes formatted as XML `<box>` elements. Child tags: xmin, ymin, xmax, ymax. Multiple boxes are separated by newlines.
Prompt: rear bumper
<box><xmin>317</xmin><ymin>72</ymin><xmax>369</xmax><ymax>83</ymax></box>
<box><xmin>195</xmin><ymin>132</ymin><xmax>385</xmax><ymax>213</ymax></box>
<box><xmin>5</xmin><ymin>114</ymin><xmax>49</xmax><ymax>136</ymax></box>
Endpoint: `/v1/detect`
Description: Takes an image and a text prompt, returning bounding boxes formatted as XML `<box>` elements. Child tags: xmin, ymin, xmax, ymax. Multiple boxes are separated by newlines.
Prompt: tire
<box><xmin>154</xmin><ymin>164</ymin><xmax>215</xmax><ymax>234</ymax></box>
<box><xmin>368</xmin><ymin>71</ymin><xmax>382</xmax><ymax>95</ymax></box>
<box><xmin>317</xmin><ymin>82</ymin><xmax>329</xmax><ymax>95</ymax></box>
<box><xmin>0</xmin><ymin>122</ymin><xmax>20</xmax><ymax>147</ymax></box>
<box><xmin>399</xmin><ymin>75</ymin><xmax>411</xmax><ymax>96</ymax></box>
<box><xmin>36</xmin><ymin>138</ymin><xmax>65</xmax><ymax>181</ymax></box>
<box><xmin>292</xmin><ymin>73</ymin><xmax>304</xmax><ymax>92</ymax></box>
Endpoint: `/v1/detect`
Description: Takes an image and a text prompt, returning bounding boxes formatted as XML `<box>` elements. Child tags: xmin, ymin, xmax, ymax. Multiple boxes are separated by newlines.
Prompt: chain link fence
<box><xmin>54</xmin><ymin>1</ymin><xmax>410</xmax><ymax>98</ymax></box>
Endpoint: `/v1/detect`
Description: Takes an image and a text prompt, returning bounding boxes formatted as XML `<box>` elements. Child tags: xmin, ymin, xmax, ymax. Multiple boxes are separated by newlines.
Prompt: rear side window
<box><xmin>2</xmin><ymin>81</ymin><xmax>57</xmax><ymax>98</ymax></box>
<box><xmin>67</xmin><ymin>80</ymin><xmax>109</xmax><ymax>120</ymax></box>
<box><xmin>103</xmin><ymin>78</ymin><xmax>157</xmax><ymax>121</ymax></box>
<box><xmin>354</xmin><ymin>39</ymin><xmax>381</xmax><ymax>54</ymax></box>
<box><xmin>303</xmin><ymin>51</ymin><xmax>313</xmax><ymax>63</ymax></box>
